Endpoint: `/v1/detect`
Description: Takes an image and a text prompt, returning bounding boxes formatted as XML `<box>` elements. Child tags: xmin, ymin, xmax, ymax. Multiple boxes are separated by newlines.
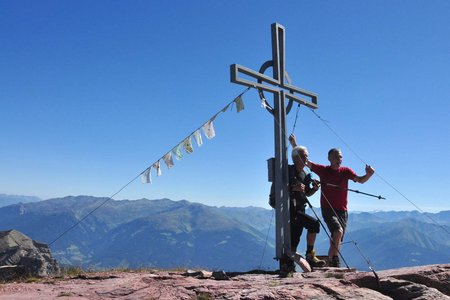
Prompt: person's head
<box><xmin>292</xmin><ymin>146</ymin><xmax>308</xmax><ymax>169</ymax></box>
<box><xmin>328</xmin><ymin>148</ymin><xmax>342</xmax><ymax>169</ymax></box>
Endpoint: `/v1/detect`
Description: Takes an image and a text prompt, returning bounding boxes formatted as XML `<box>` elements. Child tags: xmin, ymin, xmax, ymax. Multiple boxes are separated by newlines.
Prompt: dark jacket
<box><xmin>269</xmin><ymin>165</ymin><xmax>314</xmax><ymax>208</ymax></box>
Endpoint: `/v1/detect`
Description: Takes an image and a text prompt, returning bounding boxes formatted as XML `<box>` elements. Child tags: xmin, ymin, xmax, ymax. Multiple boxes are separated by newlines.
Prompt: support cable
<box><xmin>309</xmin><ymin>108</ymin><xmax>450</xmax><ymax>236</ymax></box>
<box><xmin>291</xmin><ymin>103</ymin><xmax>301</xmax><ymax>134</ymax></box>
<box><xmin>258</xmin><ymin>208</ymin><xmax>275</xmax><ymax>269</ymax></box>
<box><xmin>49</xmin><ymin>174</ymin><xmax>141</xmax><ymax>246</ymax></box>
<box><xmin>48</xmin><ymin>87</ymin><xmax>252</xmax><ymax>247</ymax></box>
<box><xmin>305</xmin><ymin>199</ymin><xmax>350</xmax><ymax>269</ymax></box>
<box><xmin>257</xmin><ymin>102</ymin><xmax>300</xmax><ymax>270</ymax></box>
<box><xmin>316</xmin><ymin>187</ymin><xmax>378</xmax><ymax>278</ymax></box>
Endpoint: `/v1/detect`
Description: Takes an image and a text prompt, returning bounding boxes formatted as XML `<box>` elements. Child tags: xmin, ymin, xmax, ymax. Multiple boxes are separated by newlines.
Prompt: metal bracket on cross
<box><xmin>230</xmin><ymin>23</ymin><xmax>319</xmax><ymax>272</ymax></box>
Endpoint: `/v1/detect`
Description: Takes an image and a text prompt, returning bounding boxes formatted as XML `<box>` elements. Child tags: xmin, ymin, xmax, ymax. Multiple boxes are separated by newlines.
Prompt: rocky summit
<box><xmin>0</xmin><ymin>264</ymin><xmax>448</xmax><ymax>299</ymax></box>
<box><xmin>0</xmin><ymin>230</ymin><xmax>60</xmax><ymax>280</ymax></box>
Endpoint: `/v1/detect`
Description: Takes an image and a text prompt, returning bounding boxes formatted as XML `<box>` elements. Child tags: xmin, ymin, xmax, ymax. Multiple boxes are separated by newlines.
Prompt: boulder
<box><xmin>0</xmin><ymin>230</ymin><xmax>60</xmax><ymax>280</ymax></box>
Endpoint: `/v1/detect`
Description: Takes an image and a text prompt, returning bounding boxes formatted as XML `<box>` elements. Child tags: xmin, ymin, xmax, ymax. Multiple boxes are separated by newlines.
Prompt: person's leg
<box><xmin>329</xmin><ymin>228</ymin><xmax>343</xmax><ymax>257</ymax></box>
<box><xmin>289</xmin><ymin>209</ymin><xmax>311</xmax><ymax>272</ymax></box>
<box><xmin>299</xmin><ymin>210</ymin><xmax>325</xmax><ymax>267</ymax></box>
<box><xmin>322</xmin><ymin>208</ymin><xmax>344</xmax><ymax>267</ymax></box>
<box><xmin>300</xmin><ymin>211</ymin><xmax>320</xmax><ymax>252</ymax></box>
<box><xmin>306</xmin><ymin>231</ymin><xmax>316</xmax><ymax>248</ymax></box>
<box><xmin>290</xmin><ymin>209</ymin><xmax>303</xmax><ymax>253</ymax></box>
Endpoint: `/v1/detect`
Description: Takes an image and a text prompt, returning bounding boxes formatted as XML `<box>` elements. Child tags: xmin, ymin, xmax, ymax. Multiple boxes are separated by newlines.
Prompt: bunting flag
<box><xmin>202</xmin><ymin>120</ymin><xmax>216</xmax><ymax>139</ymax></box>
<box><xmin>163</xmin><ymin>152</ymin><xmax>174</xmax><ymax>169</ymax></box>
<box><xmin>183</xmin><ymin>136</ymin><xmax>194</xmax><ymax>154</ymax></box>
<box><xmin>173</xmin><ymin>144</ymin><xmax>183</xmax><ymax>160</ymax></box>
<box><xmin>235</xmin><ymin>95</ymin><xmax>244</xmax><ymax>113</ymax></box>
<box><xmin>141</xmin><ymin>167</ymin><xmax>152</xmax><ymax>184</ymax></box>
<box><xmin>194</xmin><ymin>129</ymin><xmax>203</xmax><ymax>147</ymax></box>
<box><xmin>152</xmin><ymin>160</ymin><xmax>162</xmax><ymax>176</ymax></box>
<box><xmin>260</xmin><ymin>97</ymin><xmax>269</xmax><ymax>109</ymax></box>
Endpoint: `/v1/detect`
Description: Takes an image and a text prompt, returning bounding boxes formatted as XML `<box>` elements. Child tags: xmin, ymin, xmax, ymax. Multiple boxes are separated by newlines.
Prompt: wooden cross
<box><xmin>230</xmin><ymin>23</ymin><xmax>318</xmax><ymax>271</ymax></box>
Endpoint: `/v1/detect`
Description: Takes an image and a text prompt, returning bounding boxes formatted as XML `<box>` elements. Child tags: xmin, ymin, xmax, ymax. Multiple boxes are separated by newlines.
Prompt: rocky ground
<box><xmin>0</xmin><ymin>264</ymin><xmax>449</xmax><ymax>299</ymax></box>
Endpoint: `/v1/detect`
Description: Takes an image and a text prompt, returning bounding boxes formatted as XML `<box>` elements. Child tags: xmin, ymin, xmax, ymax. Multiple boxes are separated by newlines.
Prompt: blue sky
<box><xmin>1</xmin><ymin>1</ymin><xmax>449</xmax><ymax>212</ymax></box>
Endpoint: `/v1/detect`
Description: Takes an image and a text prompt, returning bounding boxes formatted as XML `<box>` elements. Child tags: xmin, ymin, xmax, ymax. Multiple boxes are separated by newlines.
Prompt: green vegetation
<box><xmin>195</xmin><ymin>293</ymin><xmax>213</xmax><ymax>300</ymax></box>
<box><xmin>24</xmin><ymin>277</ymin><xmax>41</xmax><ymax>283</ymax></box>
<box><xmin>268</xmin><ymin>280</ymin><xmax>279</xmax><ymax>287</ymax></box>
<box><xmin>61</xmin><ymin>266</ymin><xmax>84</xmax><ymax>277</ymax></box>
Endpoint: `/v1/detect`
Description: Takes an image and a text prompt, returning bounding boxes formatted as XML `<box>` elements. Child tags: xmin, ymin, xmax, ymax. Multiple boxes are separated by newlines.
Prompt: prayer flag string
<box><xmin>140</xmin><ymin>87</ymin><xmax>250</xmax><ymax>184</ymax></box>
<box><xmin>50</xmin><ymin>87</ymin><xmax>252</xmax><ymax>246</ymax></box>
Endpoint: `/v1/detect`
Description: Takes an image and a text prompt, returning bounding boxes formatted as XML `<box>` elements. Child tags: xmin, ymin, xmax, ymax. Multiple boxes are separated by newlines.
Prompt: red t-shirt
<box><xmin>310</xmin><ymin>162</ymin><xmax>357</xmax><ymax>211</ymax></box>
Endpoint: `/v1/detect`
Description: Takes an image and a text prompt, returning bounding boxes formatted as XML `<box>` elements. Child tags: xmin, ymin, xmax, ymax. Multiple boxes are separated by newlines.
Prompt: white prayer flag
<box><xmin>183</xmin><ymin>136</ymin><xmax>194</xmax><ymax>154</ymax></box>
<box><xmin>141</xmin><ymin>167</ymin><xmax>152</xmax><ymax>184</ymax></box>
<box><xmin>163</xmin><ymin>152</ymin><xmax>174</xmax><ymax>169</ymax></box>
<box><xmin>152</xmin><ymin>160</ymin><xmax>162</xmax><ymax>176</ymax></box>
<box><xmin>194</xmin><ymin>130</ymin><xmax>203</xmax><ymax>147</ymax></box>
<box><xmin>260</xmin><ymin>97</ymin><xmax>269</xmax><ymax>109</ymax></box>
<box><xmin>202</xmin><ymin>120</ymin><xmax>216</xmax><ymax>139</ymax></box>
<box><xmin>173</xmin><ymin>144</ymin><xmax>183</xmax><ymax>160</ymax></box>
<box><xmin>235</xmin><ymin>95</ymin><xmax>244</xmax><ymax>113</ymax></box>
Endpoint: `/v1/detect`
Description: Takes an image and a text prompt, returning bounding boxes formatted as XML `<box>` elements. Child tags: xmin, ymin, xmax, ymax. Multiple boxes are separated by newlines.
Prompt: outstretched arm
<box><xmin>289</xmin><ymin>134</ymin><xmax>297</xmax><ymax>147</ymax></box>
<box><xmin>354</xmin><ymin>164</ymin><xmax>375</xmax><ymax>183</ymax></box>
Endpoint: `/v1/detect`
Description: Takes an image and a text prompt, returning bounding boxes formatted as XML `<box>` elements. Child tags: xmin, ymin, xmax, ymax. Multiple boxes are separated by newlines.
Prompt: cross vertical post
<box><xmin>230</xmin><ymin>23</ymin><xmax>318</xmax><ymax>272</ymax></box>
<box><xmin>273</xmin><ymin>89</ymin><xmax>291</xmax><ymax>261</ymax></box>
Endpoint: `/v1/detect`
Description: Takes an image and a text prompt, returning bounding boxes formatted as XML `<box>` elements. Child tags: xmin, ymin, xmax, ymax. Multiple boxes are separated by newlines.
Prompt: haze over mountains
<box><xmin>0</xmin><ymin>195</ymin><xmax>448</xmax><ymax>271</ymax></box>
<box><xmin>0</xmin><ymin>194</ymin><xmax>41</xmax><ymax>207</ymax></box>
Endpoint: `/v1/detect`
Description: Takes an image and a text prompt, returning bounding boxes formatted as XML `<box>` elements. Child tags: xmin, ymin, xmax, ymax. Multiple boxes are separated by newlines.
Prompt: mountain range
<box><xmin>0</xmin><ymin>194</ymin><xmax>41</xmax><ymax>207</ymax></box>
<box><xmin>0</xmin><ymin>194</ymin><xmax>448</xmax><ymax>271</ymax></box>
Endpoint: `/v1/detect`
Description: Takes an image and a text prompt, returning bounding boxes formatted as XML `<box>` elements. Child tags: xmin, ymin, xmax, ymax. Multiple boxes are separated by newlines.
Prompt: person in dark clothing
<box><xmin>270</xmin><ymin>145</ymin><xmax>326</xmax><ymax>274</ymax></box>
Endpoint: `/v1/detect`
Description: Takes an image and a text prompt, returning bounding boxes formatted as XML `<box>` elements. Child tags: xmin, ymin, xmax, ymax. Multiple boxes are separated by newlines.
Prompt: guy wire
<box><xmin>291</xmin><ymin>103</ymin><xmax>301</xmax><ymax>134</ymax></box>
<box><xmin>48</xmin><ymin>87</ymin><xmax>252</xmax><ymax>247</ymax></box>
<box><xmin>49</xmin><ymin>173</ymin><xmax>141</xmax><ymax>246</ymax></box>
<box><xmin>258</xmin><ymin>208</ymin><xmax>275</xmax><ymax>270</ymax></box>
<box><xmin>309</xmin><ymin>108</ymin><xmax>449</xmax><ymax>236</ymax></box>
<box><xmin>315</xmin><ymin>185</ymin><xmax>377</xmax><ymax>276</ymax></box>
<box><xmin>305</xmin><ymin>199</ymin><xmax>350</xmax><ymax>269</ymax></box>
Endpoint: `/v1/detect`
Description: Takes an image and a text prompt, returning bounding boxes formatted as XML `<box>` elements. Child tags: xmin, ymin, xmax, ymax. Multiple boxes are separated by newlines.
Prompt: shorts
<box><xmin>322</xmin><ymin>208</ymin><xmax>348</xmax><ymax>239</ymax></box>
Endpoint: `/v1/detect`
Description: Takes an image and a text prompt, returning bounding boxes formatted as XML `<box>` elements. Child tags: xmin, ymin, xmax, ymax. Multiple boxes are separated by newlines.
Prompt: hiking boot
<box><xmin>330</xmin><ymin>256</ymin><xmax>341</xmax><ymax>268</ymax></box>
<box><xmin>292</xmin><ymin>252</ymin><xmax>312</xmax><ymax>273</ymax></box>
<box><xmin>305</xmin><ymin>250</ymin><xmax>326</xmax><ymax>268</ymax></box>
<box><xmin>279</xmin><ymin>268</ymin><xmax>294</xmax><ymax>278</ymax></box>
<box><xmin>279</xmin><ymin>259</ymin><xmax>295</xmax><ymax>278</ymax></box>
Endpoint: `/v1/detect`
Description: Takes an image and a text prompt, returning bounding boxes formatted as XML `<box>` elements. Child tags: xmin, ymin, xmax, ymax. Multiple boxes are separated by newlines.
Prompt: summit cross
<box><xmin>230</xmin><ymin>23</ymin><xmax>319</xmax><ymax>272</ymax></box>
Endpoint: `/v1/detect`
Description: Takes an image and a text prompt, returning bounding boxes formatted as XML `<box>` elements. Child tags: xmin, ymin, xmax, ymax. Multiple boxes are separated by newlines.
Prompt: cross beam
<box><xmin>230</xmin><ymin>23</ymin><xmax>319</xmax><ymax>271</ymax></box>
<box><xmin>230</xmin><ymin>23</ymin><xmax>318</xmax><ymax>110</ymax></box>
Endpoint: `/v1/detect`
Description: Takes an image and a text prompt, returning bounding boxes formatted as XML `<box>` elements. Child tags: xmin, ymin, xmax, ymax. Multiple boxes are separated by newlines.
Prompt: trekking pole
<box><xmin>320</xmin><ymin>182</ymin><xmax>386</xmax><ymax>200</ymax></box>
<box><xmin>305</xmin><ymin>199</ymin><xmax>351</xmax><ymax>270</ymax></box>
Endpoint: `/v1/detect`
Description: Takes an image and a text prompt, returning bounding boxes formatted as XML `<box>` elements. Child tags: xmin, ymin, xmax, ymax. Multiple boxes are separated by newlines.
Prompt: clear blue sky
<box><xmin>1</xmin><ymin>1</ymin><xmax>449</xmax><ymax>212</ymax></box>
